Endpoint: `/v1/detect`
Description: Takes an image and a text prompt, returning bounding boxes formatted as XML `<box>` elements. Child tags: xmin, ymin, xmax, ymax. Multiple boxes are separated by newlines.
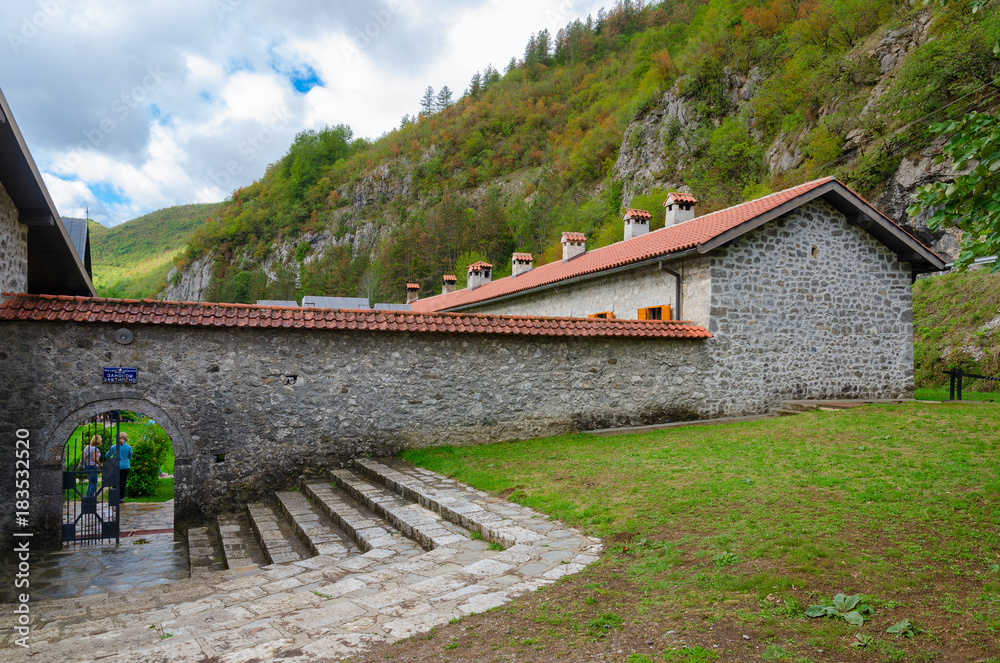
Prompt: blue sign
<box><xmin>103</xmin><ymin>367</ymin><xmax>138</xmax><ymax>384</ymax></box>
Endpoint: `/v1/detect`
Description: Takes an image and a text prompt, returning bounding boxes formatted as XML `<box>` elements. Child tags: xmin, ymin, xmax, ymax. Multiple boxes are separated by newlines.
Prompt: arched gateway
<box><xmin>0</xmin><ymin>296</ymin><xmax>711</xmax><ymax>550</ymax></box>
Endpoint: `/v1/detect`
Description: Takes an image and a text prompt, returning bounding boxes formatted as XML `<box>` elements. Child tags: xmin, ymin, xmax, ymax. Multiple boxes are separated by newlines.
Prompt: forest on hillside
<box><xmin>169</xmin><ymin>0</ymin><xmax>1000</xmax><ymax>306</ymax></box>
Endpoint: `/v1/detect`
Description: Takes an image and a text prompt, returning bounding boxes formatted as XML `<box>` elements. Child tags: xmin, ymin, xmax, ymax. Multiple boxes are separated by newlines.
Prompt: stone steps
<box><xmin>354</xmin><ymin>458</ymin><xmax>548</xmax><ymax>548</ymax></box>
<box><xmin>217</xmin><ymin>512</ymin><xmax>265</xmax><ymax>570</ymax></box>
<box><xmin>331</xmin><ymin>468</ymin><xmax>472</xmax><ymax>550</ymax></box>
<box><xmin>302</xmin><ymin>481</ymin><xmax>424</xmax><ymax>561</ymax></box>
<box><xmin>274</xmin><ymin>489</ymin><xmax>361</xmax><ymax>559</ymax></box>
<box><xmin>22</xmin><ymin>459</ymin><xmax>606</xmax><ymax>663</ymax></box>
<box><xmin>247</xmin><ymin>500</ymin><xmax>310</xmax><ymax>565</ymax></box>
<box><xmin>185</xmin><ymin>525</ymin><xmax>225</xmax><ymax>577</ymax></box>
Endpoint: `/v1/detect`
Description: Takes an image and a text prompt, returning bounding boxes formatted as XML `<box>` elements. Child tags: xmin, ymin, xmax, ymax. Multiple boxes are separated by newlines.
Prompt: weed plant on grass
<box><xmin>401</xmin><ymin>403</ymin><xmax>1000</xmax><ymax>661</ymax></box>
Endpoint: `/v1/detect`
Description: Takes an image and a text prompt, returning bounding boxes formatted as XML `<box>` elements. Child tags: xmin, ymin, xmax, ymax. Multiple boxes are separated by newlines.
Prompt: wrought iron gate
<box><xmin>62</xmin><ymin>411</ymin><xmax>121</xmax><ymax>546</ymax></box>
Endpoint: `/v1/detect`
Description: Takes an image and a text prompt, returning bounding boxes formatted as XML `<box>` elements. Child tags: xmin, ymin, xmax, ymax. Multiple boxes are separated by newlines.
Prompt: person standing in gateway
<box><xmin>107</xmin><ymin>432</ymin><xmax>133</xmax><ymax>501</ymax></box>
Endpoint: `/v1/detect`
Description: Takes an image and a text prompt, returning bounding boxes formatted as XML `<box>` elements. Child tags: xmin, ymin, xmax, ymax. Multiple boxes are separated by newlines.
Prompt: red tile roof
<box><xmin>406</xmin><ymin>283</ymin><xmax>420</xmax><ymax>290</ymax></box>
<box><xmin>666</xmin><ymin>192</ymin><xmax>698</xmax><ymax>205</ymax></box>
<box><xmin>513</xmin><ymin>252</ymin><xmax>533</xmax><ymax>262</ymax></box>
<box><xmin>442</xmin><ymin>275</ymin><xmax>457</xmax><ymax>283</ymax></box>
<box><xmin>624</xmin><ymin>209</ymin><xmax>652</xmax><ymax>220</ymax></box>
<box><xmin>0</xmin><ymin>294</ymin><xmax>712</xmax><ymax>339</ymax></box>
<box><xmin>412</xmin><ymin>177</ymin><xmax>939</xmax><ymax>313</ymax></box>
<box><xmin>562</xmin><ymin>232</ymin><xmax>586</xmax><ymax>243</ymax></box>
<box><xmin>468</xmin><ymin>261</ymin><xmax>493</xmax><ymax>272</ymax></box>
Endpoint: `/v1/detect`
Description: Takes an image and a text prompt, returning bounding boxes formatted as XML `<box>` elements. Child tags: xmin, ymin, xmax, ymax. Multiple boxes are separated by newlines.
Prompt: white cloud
<box><xmin>1</xmin><ymin>0</ymin><xmax>607</xmax><ymax>226</ymax></box>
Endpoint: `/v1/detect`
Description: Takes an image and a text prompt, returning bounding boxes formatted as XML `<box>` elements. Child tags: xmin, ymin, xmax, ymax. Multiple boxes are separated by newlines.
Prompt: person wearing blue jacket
<box><xmin>107</xmin><ymin>432</ymin><xmax>133</xmax><ymax>501</ymax></box>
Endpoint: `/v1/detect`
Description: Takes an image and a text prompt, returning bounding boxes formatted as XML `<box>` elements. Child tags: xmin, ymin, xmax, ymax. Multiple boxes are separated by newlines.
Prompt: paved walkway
<box><xmin>1</xmin><ymin>460</ymin><xmax>602</xmax><ymax>662</ymax></box>
<box><xmin>0</xmin><ymin>501</ymin><xmax>186</xmax><ymax>603</ymax></box>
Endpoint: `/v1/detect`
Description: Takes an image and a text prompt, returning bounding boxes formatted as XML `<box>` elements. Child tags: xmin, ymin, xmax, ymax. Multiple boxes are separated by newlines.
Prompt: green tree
<box><xmin>908</xmin><ymin>111</ymin><xmax>1000</xmax><ymax>270</ymax></box>
<box><xmin>436</xmin><ymin>86</ymin><xmax>454</xmax><ymax>111</ymax></box>
<box><xmin>420</xmin><ymin>86</ymin><xmax>436</xmax><ymax>116</ymax></box>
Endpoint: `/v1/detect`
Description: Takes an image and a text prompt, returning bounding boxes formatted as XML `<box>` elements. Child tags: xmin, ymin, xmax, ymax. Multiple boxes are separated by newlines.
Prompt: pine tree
<box><xmin>419</xmin><ymin>86</ymin><xmax>436</xmax><ymax>116</ymax></box>
<box><xmin>535</xmin><ymin>29</ymin><xmax>551</xmax><ymax>63</ymax></box>
<box><xmin>524</xmin><ymin>33</ymin><xmax>538</xmax><ymax>65</ymax></box>
<box><xmin>483</xmin><ymin>64</ymin><xmax>501</xmax><ymax>88</ymax></box>
<box><xmin>467</xmin><ymin>72</ymin><xmax>482</xmax><ymax>98</ymax></box>
<box><xmin>505</xmin><ymin>57</ymin><xmax>518</xmax><ymax>74</ymax></box>
<box><xmin>436</xmin><ymin>86</ymin><xmax>453</xmax><ymax>111</ymax></box>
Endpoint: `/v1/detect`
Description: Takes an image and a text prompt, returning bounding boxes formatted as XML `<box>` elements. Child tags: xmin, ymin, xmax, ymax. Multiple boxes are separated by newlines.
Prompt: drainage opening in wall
<box><xmin>811</xmin><ymin>245</ymin><xmax>820</xmax><ymax>259</ymax></box>
<box><xmin>216</xmin><ymin>453</ymin><xmax>226</xmax><ymax>463</ymax></box>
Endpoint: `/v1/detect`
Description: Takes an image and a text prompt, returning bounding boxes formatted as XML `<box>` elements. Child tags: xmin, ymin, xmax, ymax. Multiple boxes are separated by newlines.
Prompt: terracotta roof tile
<box><xmin>513</xmin><ymin>253</ymin><xmax>533</xmax><ymax>262</ymax></box>
<box><xmin>561</xmin><ymin>232</ymin><xmax>586</xmax><ymax>243</ymax></box>
<box><xmin>406</xmin><ymin>283</ymin><xmax>420</xmax><ymax>290</ymax></box>
<box><xmin>0</xmin><ymin>294</ymin><xmax>711</xmax><ymax>340</ymax></box>
<box><xmin>624</xmin><ymin>209</ymin><xmax>652</xmax><ymax>220</ymax></box>
<box><xmin>468</xmin><ymin>261</ymin><xmax>493</xmax><ymax>271</ymax></box>
<box><xmin>666</xmin><ymin>192</ymin><xmax>698</xmax><ymax>205</ymax></box>
<box><xmin>442</xmin><ymin>275</ymin><xmax>457</xmax><ymax>282</ymax></box>
<box><xmin>413</xmin><ymin>177</ymin><xmax>936</xmax><ymax>313</ymax></box>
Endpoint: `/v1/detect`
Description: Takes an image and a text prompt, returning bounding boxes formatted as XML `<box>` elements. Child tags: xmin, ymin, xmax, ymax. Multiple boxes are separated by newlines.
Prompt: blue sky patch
<box><xmin>89</xmin><ymin>182</ymin><xmax>127</xmax><ymax>208</ymax></box>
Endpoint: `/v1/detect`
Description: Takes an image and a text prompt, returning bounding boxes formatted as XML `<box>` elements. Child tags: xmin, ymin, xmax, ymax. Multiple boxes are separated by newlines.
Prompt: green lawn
<box><xmin>401</xmin><ymin>402</ymin><xmax>1000</xmax><ymax>662</ymax></box>
<box><xmin>915</xmin><ymin>386</ymin><xmax>999</xmax><ymax>402</ymax></box>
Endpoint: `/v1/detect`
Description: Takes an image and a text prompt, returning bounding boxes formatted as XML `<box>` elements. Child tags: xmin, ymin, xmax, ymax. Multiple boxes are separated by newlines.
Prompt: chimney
<box><xmin>406</xmin><ymin>283</ymin><xmax>420</xmax><ymax>305</ymax></box>
<box><xmin>467</xmin><ymin>261</ymin><xmax>493</xmax><ymax>290</ymax></box>
<box><xmin>663</xmin><ymin>192</ymin><xmax>697</xmax><ymax>228</ymax></box>
<box><xmin>442</xmin><ymin>274</ymin><xmax>457</xmax><ymax>294</ymax></box>
<box><xmin>512</xmin><ymin>252</ymin><xmax>533</xmax><ymax>277</ymax></box>
<box><xmin>623</xmin><ymin>209</ymin><xmax>651</xmax><ymax>240</ymax></box>
<box><xmin>561</xmin><ymin>232</ymin><xmax>586</xmax><ymax>262</ymax></box>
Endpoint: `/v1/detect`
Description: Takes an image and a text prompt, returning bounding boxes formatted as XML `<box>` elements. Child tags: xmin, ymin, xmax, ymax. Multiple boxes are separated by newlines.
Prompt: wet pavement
<box><xmin>0</xmin><ymin>501</ymin><xmax>188</xmax><ymax>602</ymax></box>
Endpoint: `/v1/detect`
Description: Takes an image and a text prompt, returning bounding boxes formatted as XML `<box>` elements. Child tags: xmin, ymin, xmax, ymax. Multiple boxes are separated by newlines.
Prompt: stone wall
<box><xmin>0</xmin><ymin>182</ymin><xmax>28</xmax><ymax>296</ymax></box>
<box><xmin>0</xmin><ymin>322</ymin><xmax>712</xmax><ymax>548</ymax></box>
<box><xmin>705</xmin><ymin>199</ymin><xmax>914</xmax><ymax>415</ymax></box>
<box><xmin>468</xmin><ymin>256</ymin><xmax>713</xmax><ymax>327</ymax></box>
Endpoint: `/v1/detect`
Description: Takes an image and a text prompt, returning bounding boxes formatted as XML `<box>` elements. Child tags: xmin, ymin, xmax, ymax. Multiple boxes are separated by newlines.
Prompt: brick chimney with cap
<box><xmin>663</xmin><ymin>192</ymin><xmax>697</xmax><ymax>228</ymax></box>
<box><xmin>561</xmin><ymin>232</ymin><xmax>586</xmax><ymax>262</ymax></box>
<box><xmin>442</xmin><ymin>274</ymin><xmax>457</xmax><ymax>294</ymax></box>
<box><xmin>467</xmin><ymin>261</ymin><xmax>493</xmax><ymax>290</ymax></box>
<box><xmin>406</xmin><ymin>283</ymin><xmax>420</xmax><ymax>305</ymax></box>
<box><xmin>623</xmin><ymin>209</ymin><xmax>651</xmax><ymax>240</ymax></box>
<box><xmin>512</xmin><ymin>252</ymin><xmax>533</xmax><ymax>277</ymax></box>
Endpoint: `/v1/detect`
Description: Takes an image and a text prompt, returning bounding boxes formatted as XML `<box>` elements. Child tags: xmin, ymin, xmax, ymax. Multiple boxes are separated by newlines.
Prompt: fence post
<box><xmin>949</xmin><ymin>369</ymin><xmax>956</xmax><ymax>401</ymax></box>
<box><xmin>957</xmin><ymin>369</ymin><xmax>964</xmax><ymax>402</ymax></box>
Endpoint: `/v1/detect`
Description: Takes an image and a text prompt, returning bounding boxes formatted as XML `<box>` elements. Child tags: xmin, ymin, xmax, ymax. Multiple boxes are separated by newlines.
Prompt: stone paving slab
<box><xmin>2</xmin><ymin>459</ymin><xmax>602</xmax><ymax>662</ymax></box>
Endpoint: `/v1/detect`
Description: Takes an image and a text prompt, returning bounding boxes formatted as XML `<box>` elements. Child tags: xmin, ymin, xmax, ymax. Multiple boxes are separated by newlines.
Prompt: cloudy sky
<box><xmin>1</xmin><ymin>0</ymin><xmax>605</xmax><ymax>226</ymax></box>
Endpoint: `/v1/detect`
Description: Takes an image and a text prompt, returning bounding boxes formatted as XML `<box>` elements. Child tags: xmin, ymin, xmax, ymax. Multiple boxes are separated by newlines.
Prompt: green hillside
<box><xmin>90</xmin><ymin>202</ymin><xmax>222</xmax><ymax>299</ymax></box>
<box><xmin>174</xmin><ymin>0</ymin><xmax>999</xmax><ymax>305</ymax></box>
<box><xmin>914</xmin><ymin>268</ymin><xmax>1000</xmax><ymax>391</ymax></box>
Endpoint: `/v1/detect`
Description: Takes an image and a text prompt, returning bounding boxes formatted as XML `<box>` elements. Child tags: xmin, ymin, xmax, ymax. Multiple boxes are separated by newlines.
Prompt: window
<box><xmin>638</xmin><ymin>305</ymin><xmax>670</xmax><ymax>321</ymax></box>
<box><xmin>588</xmin><ymin>311</ymin><xmax>614</xmax><ymax>319</ymax></box>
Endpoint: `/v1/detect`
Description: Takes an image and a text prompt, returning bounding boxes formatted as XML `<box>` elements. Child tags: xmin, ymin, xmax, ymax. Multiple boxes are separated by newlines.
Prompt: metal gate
<box><xmin>63</xmin><ymin>411</ymin><xmax>121</xmax><ymax>546</ymax></box>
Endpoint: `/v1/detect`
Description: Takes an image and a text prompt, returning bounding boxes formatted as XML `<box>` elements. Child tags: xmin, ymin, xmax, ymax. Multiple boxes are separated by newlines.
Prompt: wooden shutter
<box><xmin>663</xmin><ymin>305</ymin><xmax>671</xmax><ymax>320</ymax></box>
<box><xmin>637</xmin><ymin>307</ymin><xmax>648</xmax><ymax>320</ymax></box>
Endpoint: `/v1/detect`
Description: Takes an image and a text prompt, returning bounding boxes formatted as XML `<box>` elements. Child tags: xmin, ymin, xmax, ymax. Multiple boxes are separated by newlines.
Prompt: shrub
<box><xmin>128</xmin><ymin>437</ymin><xmax>162</xmax><ymax>497</ymax></box>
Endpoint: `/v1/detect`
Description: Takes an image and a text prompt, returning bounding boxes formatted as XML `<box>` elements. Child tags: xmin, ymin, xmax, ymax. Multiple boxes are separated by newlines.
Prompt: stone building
<box><xmin>412</xmin><ymin>177</ymin><xmax>945</xmax><ymax>413</ymax></box>
<box><xmin>0</xmin><ymin>86</ymin><xmax>94</xmax><ymax>298</ymax></box>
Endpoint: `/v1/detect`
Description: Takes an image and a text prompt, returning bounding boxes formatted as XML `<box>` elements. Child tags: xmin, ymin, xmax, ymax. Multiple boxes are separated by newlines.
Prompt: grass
<box><xmin>400</xmin><ymin>402</ymin><xmax>1000</xmax><ymax>661</ymax></box>
<box><xmin>914</xmin><ymin>386</ymin><xmax>999</xmax><ymax>402</ymax></box>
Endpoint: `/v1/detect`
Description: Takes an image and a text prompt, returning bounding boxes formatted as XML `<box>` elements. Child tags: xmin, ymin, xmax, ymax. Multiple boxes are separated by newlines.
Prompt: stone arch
<box><xmin>44</xmin><ymin>397</ymin><xmax>190</xmax><ymax>465</ymax></box>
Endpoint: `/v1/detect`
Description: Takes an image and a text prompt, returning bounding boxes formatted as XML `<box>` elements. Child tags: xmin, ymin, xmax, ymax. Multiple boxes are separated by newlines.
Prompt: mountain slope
<box><xmin>165</xmin><ymin>0</ymin><xmax>999</xmax><ymax>306</ymax></box>
<box><xmin>90</xmin><ymin>202</ymin><xmax>222</xmax><ymax>299</ymax></box>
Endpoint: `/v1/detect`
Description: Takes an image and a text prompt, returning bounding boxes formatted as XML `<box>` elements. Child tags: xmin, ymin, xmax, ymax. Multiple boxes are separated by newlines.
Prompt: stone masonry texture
<box><xmin>0</xmin><ymin>182</ymin><xmax>28</xmax><ymax>296</ymax></box>
<box><xmin>705</xmin><ymin>199</ymin><xmax>914</xmax><ymax>414</ymax></box>
<box><xmin>0</xmin><ymin>323</ymin><xmax>710</xmax><ymax>548</ymax></box>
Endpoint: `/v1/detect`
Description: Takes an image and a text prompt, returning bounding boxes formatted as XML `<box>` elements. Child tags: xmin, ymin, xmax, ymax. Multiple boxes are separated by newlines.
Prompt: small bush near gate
<box><xmin>128</xmin><ymin>437</ymin><xmax>162</xmax><ymax>497</ymax></box>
